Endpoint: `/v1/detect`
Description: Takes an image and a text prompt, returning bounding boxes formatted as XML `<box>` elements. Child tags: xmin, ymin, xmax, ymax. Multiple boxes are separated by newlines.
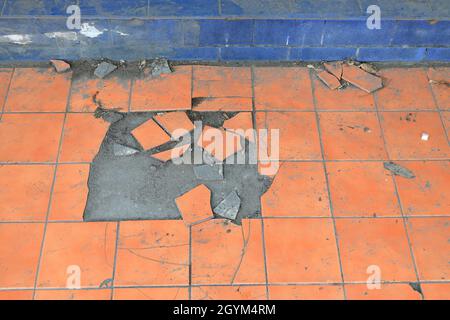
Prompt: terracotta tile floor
<box><xmin>0</xmin><ymin>66</ymin><xmax>449</xmax><ymax>300</ymax></box>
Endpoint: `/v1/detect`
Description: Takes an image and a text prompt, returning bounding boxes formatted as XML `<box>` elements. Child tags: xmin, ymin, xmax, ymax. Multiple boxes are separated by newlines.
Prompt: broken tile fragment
<box><xmin>94</xmin><ymin>62</ymin><xmax>117</xmax><ymax>79</ymax></box>
<box><xmin>384</xmin><ymin>162</ymin><xmax>415</xmax><ymax>179</ymax></box>
<box><xmin>151</xmin><ymin>143</ymin><xmax>190</xmax><ymax>162</ymax></box>
<box><xmin>194</xmin><ymin>164</ymin><xmax>224</xmax><ymax>181</ymax></box>
<box><xmin>50</xmin><ymin>59</ymin><xmax>71</xmax><ymax>73</ymax></box>
<box><xmin>131</xmin><ymin>119</ymin><xmax>171</xmax><ymax>150</ymax></box>
<box><xmin>359</xmin><ymin>63</ymin><xmax>377</xmax><ymax>75</ymax></box>
<box><xmin>324</xmin><ymin>61</ymin><xmax>343</xmax><ymax>79</ymax></box>
<box><xmin>149</xmin><ymin>58</ymin><xmax>172</xmax><ymax>76</ymax></box>
<box><xmin>342</xmin><ymin>64</ymin><xmax>383</xmax><ymax>93</ymax></box>
<box><xmin>196</xmin><ymin>126</ymin><xmax>243</xmax><ymax>162</ymax></box>
<box><xmin>222</xmin><ymin>112</ymin><xmax>255</xmax><ymax>142</ymax></box>
<box><xmin>113</xmin><ymin>143</ymin><xmax>139</xmax><ymax>156</ymax></box>
<box><xmin>154</xmin><ymin>112</ymin><xmax>194</xmax><ymax>139</ymax></box>
<box><xmin>175</xmin><ymin>184</ymin><xmax>214</xmax><ymax>225</ymax></box>
<box><xmin>213</xmin><ymin>191</ymin><xmax>241</xmax><ymax>221</ymax></box>
<box><xmin>317</xmin><ymin>70</ymin><xmax>341</xmax><ymax>90</ymax></box>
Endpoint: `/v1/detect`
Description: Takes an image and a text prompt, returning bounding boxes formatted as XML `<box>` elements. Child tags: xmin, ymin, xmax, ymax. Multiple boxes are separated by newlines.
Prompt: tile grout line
<box><xmin>373</xmin><ymin>90</ymin><xmax>425</xmax><ymax>300</ymax></box>
<box><xmin>0</xmin><ymin>67</ymin><xmax>14</xmax><ymax>121</ymax></box>
<box><xmin>2</xmin><ymin>109</ymin><xmax>449</xmax><ymax>114</ymax></box>
<box><xmin>128</xmin><ymin>78</ymin><xmax>134</xmax><ymax>113</ymax></box>
<box><xmin>109</xmin><ymin>221</ymin><xmax>121</xmax><ymax>300</ymax></box>
<box><xmin>31</xmin><ymin>75</ymin><xmax>74</xmax><ymax>300</ymax></box>
<box><xmin>251</xmin><ymin>65</ymin><xmax>270</xmax><ymax>300</ymax></box>
<box><xmin>1</xmin><ymin>158</ymin><xmax>449</xmax><ymax>166</ymax></box>
<box><xmin>188</xmin><ymin>225</ymin><xmax>192</xmax><ymax>300</ymax></box>
<box><xmin>425</xmin><ymin>66</ymin><xmax>449</xmax><ymax>143</ymax></box>
<box><xmin>1</xmin><ymin>214</ymin><xmax>449</xmax><ymax>225</ymax></box>
<box><xmin>309</xmin><ymin>68</ymin><xmax>347</xmax><ymax>300</ymax></box>
<box><xmin>3</xmin><ymin>278</ymin><xmax>450</xmax><ymax>292</ymax></box>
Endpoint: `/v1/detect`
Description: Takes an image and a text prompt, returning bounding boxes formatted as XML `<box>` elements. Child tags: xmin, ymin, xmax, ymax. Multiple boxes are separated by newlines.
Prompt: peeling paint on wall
<box><xmin>0</xmin><ymin>34</ymin><xmax>32</xmax><ymax>45</ymax></box>
<box><xmin>45</xmin><ymin>31</ymin><xmax>78</xmax><ymax>41</ymax></box>
<box><xmin>80</xmin><ymin>23</ymin><xmax>105</xmax><ymax>38</ymax></box>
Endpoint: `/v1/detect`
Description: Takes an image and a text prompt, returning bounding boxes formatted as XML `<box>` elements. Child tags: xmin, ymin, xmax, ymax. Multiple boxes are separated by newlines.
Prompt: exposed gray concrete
<box><xmin>84</xmin><ymin>111</ymin><xmax>273</xmax><ymax>224</ymax></box>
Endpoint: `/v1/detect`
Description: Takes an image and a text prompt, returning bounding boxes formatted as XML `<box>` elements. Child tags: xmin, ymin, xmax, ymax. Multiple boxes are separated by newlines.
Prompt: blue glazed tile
<box><xmin>148</xmin><ymin>0</ymin><xmax>219</xmax><ymax>17</ymax></box>
<box><xmin>357</xmin><ymin>47</ymin><xmax>426</xmax><ymax>61</ymax></box>
<box><xmin>424</xmin><ymin>48</ymin><xmax>450</xmax><ymax>61</ymax></box>
<box><xmin>254</xmin><ymin>19</ymin><xmax>324</xmax><ymax>46</ymax></box>
<box><xmin>170</xmin><ymin>47</ymin><xmax>219</xmax><ymax>60</ymax></box>
<box><xmin>429</xmin><ymin>0</ymin><xmax>450</xmax><ymax>19</ymax></box>
<box><xmin>192</xmin><ymin>19</ymin><xmax>253</xmax><ymax>46</ymax></box>
<box><xmin>110</xmin><ymin>19</ymin><xmax>184</xmax><ymax>46</ymax></box>
<box><xmin>2</xmin><ymin>0</ymin><xmax>75</xmax><ymax>16</ymax></box>
<box><xmin>391</xmin><ymin>20</ymin><xmax>450</xmax><ymax>46</ymax></box>
<box><xmin>0</xmin><ymin>17</ymin><xmax>38</xmax><ymax>36</ymax></box>
<box><xmin>79</xmin><ymin>0</ymin><xmax>147</xmax><ymax>16</ymax></box>
<box><xmin>359</xmin><ymin>0</ymin><xmax>434</xmax><ymax>19</ymax></box>
<box><xmin>322</xmin><ymin>20</ymin><xmax>396</xmax><ymax>46</ymax></box>
<box><xmin>291</xmin><ymin>47</ymin><xmax>357</xmax><ymax>61</ymax></box>
<box><xmin>221</xmin><ymin>47</ymin><xmax>288</xmax><ymax>61</ymax></box>
<box><xmin>0</xmin><ymin>44</ymin><xmax>66</xmax><ymax>61</ymax></box>
<box><xmin>221</xmin><ymin>0</ymin><xmax>362</xmax><ymax>18</ymax></box>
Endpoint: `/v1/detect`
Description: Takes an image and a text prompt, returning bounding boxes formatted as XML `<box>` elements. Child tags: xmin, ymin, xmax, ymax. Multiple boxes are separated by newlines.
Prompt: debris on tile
<box><xmin>113</xmin><ymin>143</ymin><xmax>139</xmax><ymax>156</ymax></box>
<box><xmin>154</xmin><ymin>112</ymin><xmax>194</xmax><ymax>139</ymax></box>
<box><xmin>99</xmin><ymin>278</ymin><xmax>113</xmax><ymax>288</ymax></box>
<box><xmin>421</xmin><ymin>132</ymin><xmax>430</xmax><ymax>141</ymax></box>
<box><xmin>94</xmin><ymin>106</ymin><xmax>124</xmax><ymax>123</ymax></box>
<box><xmin>323</xmin><ymin>61</ymin><xmax>343</xmax><ymax>79</ymax></box>
<box><xmin>138</xmin><ymin>59</ymin><xmax>147</xmax><ymax>70</ymax></box>
<box><xmin>175</xmin><ymin>184</ymin><xmax>214</xmax><ymax>225</ymax></box>
<box><xmin>409</xmin><ymin>282</ymin><xmax>423</xmax><ymax>295</ymax></box>
<box><xmin>359</xmin><ymin>62</ymin><xmax>378</xmax><ymax>75</ymax></box>
<box><xmin>149</xmin><ymin>58</ymin><xmax>172</xmax><ymax>76</ymax></box>
<box><xmin>131</xmin><ymin>119</ymin><xmax>171</xmax><ymax>150</ymax></box>
<box><xmin>342</xmin><ymin>64</ymin><xmax>383</xmax><ymax>93</ymax></box>
<box><xmin>50</xmin><ymin>59</ymin><xmax>71</xmax><ymax>73</ymax></box>
<box><xmin>194</xmin><ymin>164</ymin><xmax>224</xmax><ymax>181</ymax></box>
<box><xmin>94</xmin><ymin>61</ymin><xmax>117</xmax><ymax>79</ymax></box>
<box><xmin>317</xmin><ymin>70</ymin><xmax>341</xmax><ymax>90</ymax></box>
<box><xmin>213</xmin><ymin>190</ymin><xmax>241</xmax><ymax>221</ymax></box>
<box><xmin>383</xmin><ymin>162</ymin><xmax>415</xmax><ymax>179</ymax></box>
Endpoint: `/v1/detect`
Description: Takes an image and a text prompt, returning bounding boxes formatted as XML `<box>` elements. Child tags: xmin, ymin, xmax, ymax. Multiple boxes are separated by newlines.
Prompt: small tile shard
<box><xmin>317</xmin><ymin>70</ymin><xmax>341</xmax><ymax>90</ymax></box>
<box><xmin>175</xmin><ymin>184</ymin><xmax>214</xmax><ymax>225</ymax></box>
<box><xmin>342</xmin><ymin>64</ymin><xmax>383</xmax><ymax>93</ymax></box>
<box><xmin>149</xmin><ymin>58</ymin><xmax>172</xmax><ymax>76</ymax></box>
<box><xmin>113</xmin><ymin>143</ymin><xmax>139</xmax><ymax>156</ymax></box>
<box><xmin>213</xmin><ymin>191</ymin><xmax>241</xmax><ymax>220</ymax></box>
<box><xmin>151</xmin><ymin>143</ymin><xmax>190</xmax><ymax>162</ymax></box>
<box><xmin>383</xmin><ymin>162</ymin><xmax>415</xmax><ymax>179</ymax></box>
<box><xmin>94</xmin><ymin>62</ymin><xmax>117</xmax><ymax>79</ymax></box>
<box><xmin>324</xmin><ymin>61</ymin><xmax>343</xmax><ymax>79</ymax></box>
<box><xmin>50</xmin><ymin>59</ymin><xmax>71</xmax><ymax>73</ymax></box>
<box><xmin>421</xmin><ymin>132</ymin><xmax>429</xmax><ymax>141</ymax></box>
<box><xmin>194</xmin><ymin>164</ymin><xmax>224</xmax><ymax>181</ymax></box>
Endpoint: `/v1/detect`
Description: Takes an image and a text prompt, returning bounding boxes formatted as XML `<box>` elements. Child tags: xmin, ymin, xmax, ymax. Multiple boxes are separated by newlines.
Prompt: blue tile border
<box><xmin>0</xmin><ymin>1</ymin><xmax>448</xmax><ymax>63</ymax></box>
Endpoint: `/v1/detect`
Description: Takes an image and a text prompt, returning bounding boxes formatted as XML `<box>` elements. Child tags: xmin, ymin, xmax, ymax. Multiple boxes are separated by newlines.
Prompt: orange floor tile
<box><xmin>0</xmin><ymin>65</ymin><xmax>448</xmax><ymax>300</ymax></box>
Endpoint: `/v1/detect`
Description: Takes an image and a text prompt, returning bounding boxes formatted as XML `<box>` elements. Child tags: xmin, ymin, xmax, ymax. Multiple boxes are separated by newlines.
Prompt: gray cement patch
<box><xmin>84</xmin><ymin>110</ymin><xmax>274</xmax><ymax>224</ymax></box>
